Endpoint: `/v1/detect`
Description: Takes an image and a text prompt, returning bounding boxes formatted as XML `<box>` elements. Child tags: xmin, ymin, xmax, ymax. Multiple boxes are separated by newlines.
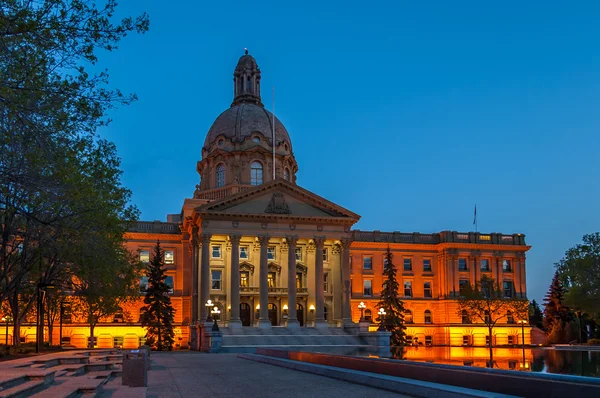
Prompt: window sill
<box><xmin>423</xmin><ymin>270</ymin><xmax>433</xmax><ymax>274</ymax></box>
<box><xmin>458</xmin><ymin>269</ymin><xmax>469</xmax><ymax>273</ymax></box>
<box><xmin>402</xmin><ymin>271</ymin><xmax>414</xmax><ymax>276</ymax></box>
<box><xmin>363</xmin><ymin>269</ymin><xmax>374</xmax><ymax>274</ymax></box>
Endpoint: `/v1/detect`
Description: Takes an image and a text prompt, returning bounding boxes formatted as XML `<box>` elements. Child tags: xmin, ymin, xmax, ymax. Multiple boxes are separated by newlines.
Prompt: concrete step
<box><xmin>29</xmin><ymin>377</ymin><xmax>107</xmax><ymax>398</ymax></box>
<box><xmin>220</xmin><ymin>344</ymin><xmax>372</xmax><ymax>354</ymax></box>
<box><xmin>0</xmin><ymin>379</ymin><xmax>47</xmax><ymax>398</ymax></box>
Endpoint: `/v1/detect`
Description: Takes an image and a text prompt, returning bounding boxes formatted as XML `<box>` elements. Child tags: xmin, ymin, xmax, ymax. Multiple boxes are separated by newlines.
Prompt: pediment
<box><xmin>195</xmin><ymin>179</ymin><xmax>360</xmax><ymax>223</ymax></box>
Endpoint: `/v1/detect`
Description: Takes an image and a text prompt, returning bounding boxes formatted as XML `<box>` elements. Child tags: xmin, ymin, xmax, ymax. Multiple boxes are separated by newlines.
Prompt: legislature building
<box><xmin>31</xmin><ymin>51</ymin><xmax>531</xmax><ymax>350</ymax></box>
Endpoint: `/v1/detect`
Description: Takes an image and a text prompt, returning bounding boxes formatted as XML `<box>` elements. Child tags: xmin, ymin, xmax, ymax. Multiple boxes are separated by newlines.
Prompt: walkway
<box><xmin>147</xmin><ymin>353</ymin><xmax>407</xmax><ymax>398</ymax></box>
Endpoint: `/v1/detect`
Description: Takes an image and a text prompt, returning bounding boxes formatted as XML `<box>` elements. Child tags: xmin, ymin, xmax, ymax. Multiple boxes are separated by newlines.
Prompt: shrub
<box><xmin>588</xmin><ymin>338</ymin><xmax>600</xmax><ymax>345</ymax></box>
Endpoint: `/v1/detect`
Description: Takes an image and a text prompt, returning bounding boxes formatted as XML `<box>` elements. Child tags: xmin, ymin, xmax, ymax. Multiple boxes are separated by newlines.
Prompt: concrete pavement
<box><xmin>147</xmin><ymin>352</ymin><xmax>407</xmax><ymax>398</ymax></box>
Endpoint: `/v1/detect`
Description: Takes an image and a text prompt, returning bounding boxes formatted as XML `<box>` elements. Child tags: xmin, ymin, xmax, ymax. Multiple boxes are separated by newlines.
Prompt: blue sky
<box><xmin>99</xmin><ymin>1</ymin><xmax>600</xmax><ymax>303</ymax></box>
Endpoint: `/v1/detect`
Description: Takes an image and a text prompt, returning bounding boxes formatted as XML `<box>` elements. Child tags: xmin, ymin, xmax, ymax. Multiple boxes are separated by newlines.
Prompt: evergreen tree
<box><xmin>377</xmin><ymin>247</ymin><xmax>406</xmax><ymax>346</ymax></box>
<box><xmin>529</xmin><ymin>299</ymin><xmax>544</xmax><ymax>329</ymax></box>
<box><xmin>142</xmin><ymin>241</ymin><xmax>175</xmax><ymax>351</ymax></box>
<box><xmin>543</xmin><ymin>270</ymin><xmax>572</xmax><ymax>343</ymax></box>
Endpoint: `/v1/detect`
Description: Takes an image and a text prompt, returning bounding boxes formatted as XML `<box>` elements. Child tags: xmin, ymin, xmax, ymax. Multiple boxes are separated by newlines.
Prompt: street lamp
<box><xmin>377</xmin><ymin>308</ymin><xmax>387</xmax><ymax>331</ymax></box>
<box><xmin>358</xmin><ymin>302</ymin><xmax>366</xmax><ymax>321</ymax></box>
<box><xmin>211</xmin><ymin>307</ymin><xmax>221</xmax><ymax>331</ymax></box>
<box><xmin>205</xmin><ymin>300</ymin><xmax>214</xmax><ymax>322</ymax></box>
<box><xmin>2</xmin><ymin>316</ymin><xmax>10</xmax><ymax>346</ymax></box>
<box><xmin>517</xmin><ymin>319</ymin><xmax>527</xmax><ymax>368</ymax></box>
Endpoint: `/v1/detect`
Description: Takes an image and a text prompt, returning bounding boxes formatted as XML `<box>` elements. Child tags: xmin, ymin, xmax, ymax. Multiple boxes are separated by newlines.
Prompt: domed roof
<box><xmin>235</xmin><ymin>50</ymin><xmax>258</xmax><ymax>72</ymax></box>
<box><xmin>203</xmin><ymin>103</ymin><xmax>291</xmax><ymax>149</ymax></box>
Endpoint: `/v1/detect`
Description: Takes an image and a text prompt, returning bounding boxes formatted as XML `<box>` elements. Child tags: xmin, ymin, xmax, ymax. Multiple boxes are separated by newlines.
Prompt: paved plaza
<box><xmin>147</xmin><ymin>353</ymin><xmax>407</xmax><ymax>398</ymax></box>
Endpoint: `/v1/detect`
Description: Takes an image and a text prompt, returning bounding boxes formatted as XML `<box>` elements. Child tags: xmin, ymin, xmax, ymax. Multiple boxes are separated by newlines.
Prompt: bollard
<box><xmin>122</xmin><ymin>350</ymin><xmax>148</xmax><ymax>387</ymax></box>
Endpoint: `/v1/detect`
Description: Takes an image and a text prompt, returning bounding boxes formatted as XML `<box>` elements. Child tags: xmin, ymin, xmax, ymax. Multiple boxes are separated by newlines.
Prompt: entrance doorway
<box><xmin>240</xmin><ymin>303</ymin><xmax>251</xmax><ymax>326</ymax></box>
<box><xmin>297</xmin><ymin>303</ymin><xmax>304</xmax><ymax>327</ymax></box>
<box><xmin>268</xmin><ymin>303</ymin><xmax>278</xmax><ymax>326</ymax></box>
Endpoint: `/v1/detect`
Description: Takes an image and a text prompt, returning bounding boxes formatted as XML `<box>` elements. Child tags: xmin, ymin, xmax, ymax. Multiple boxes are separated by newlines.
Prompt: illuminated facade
<box><xmin>6</xmin><ymin>52</ymin><xmax>531</xmax><ymax>349</ymax></box>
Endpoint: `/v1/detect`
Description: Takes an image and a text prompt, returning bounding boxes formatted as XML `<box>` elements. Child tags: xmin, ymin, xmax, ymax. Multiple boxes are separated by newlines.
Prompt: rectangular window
<box><xmin>139</xmin><ymin>276</ymin><xmax>148</xmax><ymax>293</ymax></box>
<box><xmin>458</xmin><ymin>258</ymin><xmax>468</xmax><ymax>271</ymax></box>
<box><xmin>406</xmin><ymin>335</ymin><xmax>413</xmax><ymax>345</ymax></box>
<box><xmin>295</xmin><ymin>248</ymin><xmax>302</xmax><ymax>261</ymax></box>
<box><xmin>165</xmin><ymin>276</ymin><xmax>174</xmax><ymax>294</ymax></box>
<box><xmin>363</xmin><ymin>280</ymin><xmax>372</xmax><ymax>297</ymax></box>
<box><xmin>459</xmin><ymin>279</ymin><xmax>469</xmax><ymax>296</ymax></box>
<box><xmin>424</xmin><ymin>282</ymin><xmax>432</xmax><ymax>298</ymax></box>
<box><xmin>267</xmin><ymin>246</ymin><xmax>276</xmax><ymax>260</ymax></box>
<box><xmin>404</xmin><ymin>281</ymin><xmax>412</xmax><ymax>297</ymax></box>
<box><xmin>268</xmin><ymin>272</ymin><xmax>276</xmax><ymax>288</ymax></box>
<box><xmin>481</xmin><ymin>259</ymin><xmax>490</xmax><ymax>271</ymax></box>
<box><xmin>508</xmin><ymin>335</ymin><xmax>515</xmax><ymax>345</ymax></box>
<box><xmin>113</xmin><ymin>336</ymin><xmax>124</xmax><ymax>348</ymax></box>
<box><xmin>240</xmin><ymin>271</ymin><xmax>249</xmax><ymax>287</ymax></box>
<box><xmin>508</xmin><ymin>360</ymin><xmax>517</xmax><ymax>370</ymax></box>
<box><xmin>240</xmin><ymin>246</ymin><xmax>249</xmax><ymax>259</ymax></box>
<box><xmin>383</xmin><ymin>257</ymin><xmax>388</xmax><ymax>267</ymax></box>
<box><xmin>462</xmin><ymin>335</ymin><xmax>471</xmax><ymax>346</ymax></box>
<box><xmin>164</xmin><ymin>250</ymin><xmax>174</xmax><ymax>264</ymax></box>
<box><xmin>503</xmin><ymin>281</ymin><xmax>514</xmax><ymax>298</ymax></box>
<box><xmin>403</xmin><ymin>258</ymin><xmax>412</xmax><ymax>271</ymax></box>
<box><xmin>211</xmin><ymin>245</ymin><xmax>222</xmax><ymax>259</ymax></box>
<box><xmin>324</xmin><ymin>273</ymin><xmax>328</xmax><ymax>292</ymax></box>
<box><xmin>296</xmin><ymin>272</ymin><xmax>302</xmax><ymax>289</ymax></box>
<box><xmin>486</xmin><ymin>335</ymin><xmax>490</xmax><ymax>346</ymax></box>
<box><xmin>322</xmin><ymin>248</ymin><xmax>328</xmax><ymax>262</ymax></box>
<box><xmin>423</xmin><ymin>259</ymin><xmax>432</xmax><ymax>272</ymax></box>
<box><xmin>139</xmin><ymin>250</ymin><xmax>150</xmax><ymax>263</ymax></box>
<box><xmin>363</xmin><ymin>257</ymin><xmax>372</xmax><ymax>270</ymax></box>
<box><xmin>425</xmin><ymin>336</ymin><xmax>433</xmax><ymax>346</ymax></box>
<box><xmin>211</xmin><ymin>271</ymin><xmax>221</xmax><ymax>290</ymax></box>
<box><xmin>503</xmin><ymin>259</ymin><xmax>512</xmax><ymax>272</ymax></box>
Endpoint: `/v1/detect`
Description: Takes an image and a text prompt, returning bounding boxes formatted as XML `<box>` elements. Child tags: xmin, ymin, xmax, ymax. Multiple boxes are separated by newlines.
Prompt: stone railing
<box><xmin>194</xmin><ymin>184</ymin><xmax>254</xmax><ymax>201</ymax></box>
<box><xmin>127</xmin><ymin>221</ymin><xmax>181</xmax><ymax>234</ymax></box>
<box><xmin>351</xmin><ymin>230</ymin><xmax>526</xmax><ymax>245</ymax></box>
<box><xmin>240</xmin><ymin>287</ymin><xmax>260</xmax><ymax>293</ymax></box>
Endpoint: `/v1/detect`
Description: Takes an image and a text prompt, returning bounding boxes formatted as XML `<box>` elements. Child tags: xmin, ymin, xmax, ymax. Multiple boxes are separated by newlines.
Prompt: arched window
<box><xmin>461</xmin><ymin>310</ymin><xmax>470</xmax><ymax>324</ymax></box>
<box><xmin>216</xmin><ymin>164</ymin><xmax>225</xmax><ymax>188</ymax></box>
<box><xmin>364</xmin><ymin>309</ymin><xmax>372</xmax><ymax>322</ymax></box>
<box><xmin>284</xmin><ymin>168</ymin><xmax>290</xmax><ymax>181</ymax></box>
<box><xmin>404</xmin><ymin>310</ymin><xmax>413</xmax><ymax>324</ymax></box>
<box><xmin>424</xmin><ymin>310</ymin><xmax>432</xmax><ymax>324</ymax></box>
<box><xmin>246</xmin><ymin>76</ymin><xmax>252</xmax><ymax>92</ymax></box>
<box><xmin>250</xmin><ymin>161</ymin><xmax>263</xmax><ymax>185</ymax></box>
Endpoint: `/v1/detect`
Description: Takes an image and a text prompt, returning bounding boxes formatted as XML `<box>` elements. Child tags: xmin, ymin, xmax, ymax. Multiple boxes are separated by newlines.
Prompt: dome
<box><xmin>235</xmin><ymin>52</ymin><xmax>258</xmax><ymax>72</ymax></box>
<box><xmin>203</xmin><ymin>103</ymin><xmax>292</xmax><ymax>150</ymax></box>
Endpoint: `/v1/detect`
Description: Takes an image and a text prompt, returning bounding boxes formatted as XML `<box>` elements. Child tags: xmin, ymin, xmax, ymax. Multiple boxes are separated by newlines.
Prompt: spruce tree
<box><xmin>377</xmin><ymin>247</ymin><xmax>406</xmax><ymax>346</ymax></box>
<box><xmin>142</xmin><ymin>241</ymin><xmax>175</xmax><ymax>351</ymax></box>
<box><xmin>529</xmin><ymin>299</ymin><xmax>544</xmax><ymax>329</ymax></box>
<box><xmin>543</xmin><ymin>270</ymin><xmax>572</xmax><ymax>343</ymax></box>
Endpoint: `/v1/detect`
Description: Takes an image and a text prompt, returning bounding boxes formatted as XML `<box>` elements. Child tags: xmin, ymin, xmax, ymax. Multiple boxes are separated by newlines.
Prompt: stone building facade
<box><xmin>18</xmin><ymin>51</ymin><xmax>530</xmax><ymax>350</ymax></box>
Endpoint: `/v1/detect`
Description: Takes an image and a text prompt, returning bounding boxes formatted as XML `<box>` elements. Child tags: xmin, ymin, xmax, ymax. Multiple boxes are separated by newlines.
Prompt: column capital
<box><xmin>314</xmin><ymin>236</ymin><xmax>326</xmax><ymax>248</ymax></box>
<box><xmin>341</xmin><ymin>237</ymin><xmax>353</xmax><ymax>250</ymax></box>
<box><xmin>201</xmin><ymin>233</ymin><xmax>212</xmax><ymax>244</ymax></box>
<box><xmin>258</xmin><ymin>235</ymin><xmax>270</xmax><ymax>246</ymax></box>
<box><xmin>229</xmin><ymin>234</ymin><xmax>242</xmax><ymax>245</ymax></box>
<box><xmin>285</xmin><ymin>235</ymin><xmax>299</xmax><ymax>246</ymax></box>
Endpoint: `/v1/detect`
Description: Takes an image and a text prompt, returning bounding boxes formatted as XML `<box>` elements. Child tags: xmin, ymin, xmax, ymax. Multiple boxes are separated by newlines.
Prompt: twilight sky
<box><xmin>99</xmin><ymin>1</ymin><xmax>600</xmax><ymax>304</ymax></box>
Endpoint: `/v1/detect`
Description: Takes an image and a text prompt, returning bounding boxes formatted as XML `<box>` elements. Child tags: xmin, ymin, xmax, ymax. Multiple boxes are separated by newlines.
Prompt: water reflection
<box><xmin>392</xmin><ymin>347</ymin><xmax>600</xmax><ymax>378</ymax></box>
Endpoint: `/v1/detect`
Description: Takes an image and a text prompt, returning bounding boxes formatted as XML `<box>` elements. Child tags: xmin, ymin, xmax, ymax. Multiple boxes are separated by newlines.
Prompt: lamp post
<box><xmin>377</xmin><ymin>308</ymin><xmax>387</xmax><ymax>331</ymax></box>
<box><xmin>205</xmin><ymin>300</ymin><xmax>214</xmax><ymax>322</ymax></box>
<box><xmin>358</xmin><ymin>302</ymin><xmax>366</xmax><ymax>321</ymax></box>
<box><xmin>59</xmin><ymin>301</ymin><xmax>64</xmax><ymax>348</ymax></box>
<box><xmin>517</xmin><ymin>319</ymin><xmax>527</xmax><ymax>368</ymax></box>
<box><xmin>2</xmin><ymin>317</ymin><xmax>7</xmax><ymax>346</ymax></box>
<box><xmin>211</xmin><ymin>307</ymin><xmax>221</xmax><ymax>331</ymax></box>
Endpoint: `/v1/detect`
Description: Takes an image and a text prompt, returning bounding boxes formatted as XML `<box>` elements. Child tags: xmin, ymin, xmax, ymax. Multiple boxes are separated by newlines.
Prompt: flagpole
<box><xmin>272</xmin><ymin>86</ymin><xmax>276</xmax><ymax>180</ymax></box>
<box><xmin>474</xmin><ymin>204</ymin><xmax>478</xmax><ymax>233</ymax></box>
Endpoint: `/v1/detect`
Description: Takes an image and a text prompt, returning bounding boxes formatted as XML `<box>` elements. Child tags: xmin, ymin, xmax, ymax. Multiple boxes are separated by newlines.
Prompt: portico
<box><xmin>185</xmin><ymin>179</ymin><xmax>359</xmax><ymax>334</ymax></box>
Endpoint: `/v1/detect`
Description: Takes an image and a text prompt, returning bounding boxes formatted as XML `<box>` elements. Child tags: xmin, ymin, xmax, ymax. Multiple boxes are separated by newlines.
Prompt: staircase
<box><xmin>0</xmin><ymin>350</ymin><xmax>128</xmax><ymax>398</ymax></box>
<box><xmin>219</xmin><ymin>327</ymin><xmax>371</xmax><ymax>354</ymax></box>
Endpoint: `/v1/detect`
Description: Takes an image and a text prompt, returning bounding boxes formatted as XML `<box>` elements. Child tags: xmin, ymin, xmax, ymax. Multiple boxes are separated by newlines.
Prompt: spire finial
<box><xmin>244</xmin><ymin>48</ymin><xmax>248</xmax><ymax>55</ymax></box>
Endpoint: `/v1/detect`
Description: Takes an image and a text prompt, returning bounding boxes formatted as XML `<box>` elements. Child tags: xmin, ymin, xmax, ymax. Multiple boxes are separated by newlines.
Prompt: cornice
<box><xmin>349</xmin><ymin>241</ymin><xmax>531</xmax><ymax>253</ymax></box>
<box><xmin>124</xmin><ymin>232</ymin><xmax>184</xmax><ymax>242</ymax></box>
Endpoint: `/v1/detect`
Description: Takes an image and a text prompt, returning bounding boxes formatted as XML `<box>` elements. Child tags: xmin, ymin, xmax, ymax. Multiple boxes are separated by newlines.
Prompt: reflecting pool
<box><xmin>391</xmin><ymin>346</ymin><xmax>600</xmax><ymax>378</ymax></box>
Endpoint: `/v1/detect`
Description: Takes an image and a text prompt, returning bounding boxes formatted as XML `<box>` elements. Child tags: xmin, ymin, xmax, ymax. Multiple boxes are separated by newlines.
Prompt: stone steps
<box><xmin>221</xmin><ymin>326</ymin><xmax>349</xmax><ymax>336</ymax></box>
<box><xmin>0</xmin><ymin>379</ymin><xmax>48</xmax><ymax>398</ymax></box>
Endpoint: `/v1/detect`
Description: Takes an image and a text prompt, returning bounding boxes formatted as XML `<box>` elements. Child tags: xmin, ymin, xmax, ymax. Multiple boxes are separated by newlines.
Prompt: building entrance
<box><xmin>268</xmin><ymin>303</ymin><xmax>278</xmax><ymax>326</ymax></box>
<box><xmin>297</xmin><ymin>303</ymin><xmax>304</xmax><ymax>327</ymax></box>
<box><xmin>240</xmin><ymin>303</ymin><xmax>251</xmax><ymax>326</ymax></box>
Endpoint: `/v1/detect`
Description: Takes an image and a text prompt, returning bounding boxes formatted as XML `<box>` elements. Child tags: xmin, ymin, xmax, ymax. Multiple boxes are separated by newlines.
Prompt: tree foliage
<box><xmin>142</xmin><ymin>241</ymin><xmax>175</xmax><ymax>351</ymax></box>
<box><xmin>556</xmin><ymin>233</ymin><xmax>600</xmax><ymax>319</ymax></box>
<box><xmin>458</xmin><ymin>275</ymin><xmax>528</xmax><ymax>367</ymax></box>
<box><xmin>543</xmin><ymin>270</ymin><xmax>573</xmax><ymax>344</ymax></box>
<box><xmin>529</xmin><ymin>299</ymin><xmax>543</xmax><ymax>329</ymax></box>
<box><xmin>377</xmin><ymin>247</ymin><xmax>406</xmax><ymax>346</ymax></box>
<box><xmin>0</xmin><ymin>1</ymin><xmax>148</xmax><ymax>344</ymax></box>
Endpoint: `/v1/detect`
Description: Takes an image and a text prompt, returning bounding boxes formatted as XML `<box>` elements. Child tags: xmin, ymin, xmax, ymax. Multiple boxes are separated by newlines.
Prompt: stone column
<box><xmin>191</xmin><ymin>227</ymin><xmax>199</xmax><ymax>324</ymax></box>
<box><xmin>229</xmin><ymin>234</ymin><xmax>242</xmax><ymax>329</ymax></box>
<box><xmin>199</xmin><ymin>233</ymin><xmax>212</xmax><ymax>323</ymax></box>
<box><xmin>314</xmin><ymin>237</ymin><xmax>327</xmax><ymax>329</ymax></box>
<box><xmin>286</xmin><ymin>236</ymin><xmax>300</xmax><ymax>328</ymax></box>
<box><xmin>258</xmin><ymin>235</ymin><xmax>271</xmax><ymax>329</ymax></box>
<box><xmin>341</xmin><ymin>238</ymin><xmax>353</xmax><ymax>325</ymax></box>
